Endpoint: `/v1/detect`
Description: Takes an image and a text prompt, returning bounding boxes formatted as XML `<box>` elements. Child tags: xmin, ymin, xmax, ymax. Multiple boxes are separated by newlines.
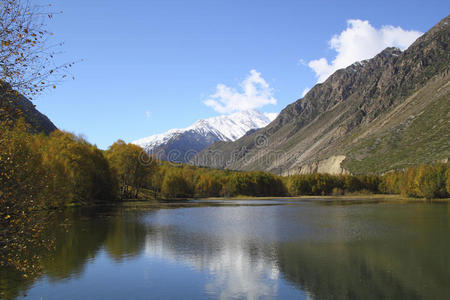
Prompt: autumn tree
<box><xmin>446</xmin><ymin>167</ymin><xmax>450</xmax><ymax>196</ymax></box>
<box><xmin>342</xmin><ymin>175</ymin><xmax>361</xmax><ymax>193</ymax></box>
<box><xmin>106</xmin><ymin>140</ymin><xmax>156</xmax><ymax>199</ymax></box>
<box><xmin>400</xmin><ymin>167</ymin><xmax>417</xmax><ymax>197</ymax></box>
<box><xmin>195</xmin><ymin>173</ymin><xmax>222</xmax><ymax>197</ymax></box>
<box><xmin>161</xmin><ymin>169</ymin><xmax>192</xmax><ymax>198</ymax></box>
<box><xmin>379</xmin><ymin>172</ymin><xmax>402</xmax><ymax>194</ymax></box>
<box><xmin>0</xmin><ymin>119</ymin><xmax>45</xmax><ymax>225</ymax></box>
<box><xmin>415</xmin><ymin>164</ymin><xmax>448</xmax><ymax>199</ymax></box>
<box><xmin>36</xmin><ymin>131</ymin><xmax>118</xmax><ymax>205</ymax></box>
<box><xmin>0</xmin><ymin>0</ymin><xmax>73</xmax><ymax>97</ymax></box>
<box><xmin>287</xmin><ymin>175</ymin><xmax>312</xmax><ymax>196</ymax></box>
<box><xmin>0</xmin><ymin>120</ymin><xmax>52</xmax><ymax>281</ymax></box>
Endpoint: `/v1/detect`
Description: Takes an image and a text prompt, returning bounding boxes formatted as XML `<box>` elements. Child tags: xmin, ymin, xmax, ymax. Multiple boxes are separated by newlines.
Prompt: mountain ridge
<box><xmin>195</xmin><ymin>15</ymin><xmax>450</xmax><ymax>175</ymax></box>
<box><xmin>133</xmin><ymin>110</ymin><xmax>277</xmax><ymax>162</ymax></box>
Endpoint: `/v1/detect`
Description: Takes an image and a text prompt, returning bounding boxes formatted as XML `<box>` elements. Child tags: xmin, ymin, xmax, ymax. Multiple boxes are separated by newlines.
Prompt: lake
<box><xmin>2</xmin><ymin>199</ymin><xmax>449</xmax><ymax>299</ymax></box>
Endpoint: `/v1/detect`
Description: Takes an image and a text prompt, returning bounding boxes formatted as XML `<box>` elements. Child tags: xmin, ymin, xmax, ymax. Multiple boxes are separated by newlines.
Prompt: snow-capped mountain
<box><xmin>132</xmin><ymin>110</ymin><xmax>277</xmax><ymax>162</ymax></box>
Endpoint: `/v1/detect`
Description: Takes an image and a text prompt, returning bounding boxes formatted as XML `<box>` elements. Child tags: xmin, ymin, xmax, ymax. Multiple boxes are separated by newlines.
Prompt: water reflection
<box><xmin>1</xmin><ymin>201</ymin><xmax>449</xmax><ymax>299</ymax></box>
<box><xmin>144</xmin><ymin>221</ymin><xmax>284</xmax><ymax>299</ymax></box>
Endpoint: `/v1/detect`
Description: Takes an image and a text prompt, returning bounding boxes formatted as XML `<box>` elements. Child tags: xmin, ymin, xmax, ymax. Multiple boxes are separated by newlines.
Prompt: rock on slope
<box><xmin>133</xmin><ymin>110</ymin><xmax>276</xmax><ymax>163</ymax></box>
<box><xmin>196</xmin><ymin>16</ymin><xmax>450</xmax><ymax>175</ymax></box>
<box><xmin>0</xmin><ymin>80</ymin><xmax>56</xmax><ymax>134</ymax></box>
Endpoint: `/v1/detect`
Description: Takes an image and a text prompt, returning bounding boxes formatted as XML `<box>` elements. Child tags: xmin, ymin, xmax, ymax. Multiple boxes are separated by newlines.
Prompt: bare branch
<box><xmin>0</xmin><ymin>0</ymin><xmax>73</xmax><ymax>97</ymax></box>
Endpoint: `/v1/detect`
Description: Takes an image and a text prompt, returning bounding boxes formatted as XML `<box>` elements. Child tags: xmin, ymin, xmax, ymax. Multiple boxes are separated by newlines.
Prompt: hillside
<box><xmin>0</xmin><ymin>80</ymin><xmax>56</xmax><ymax>134</ymax></box>
<box><xmin>195</xmin><ymin>16</ymin><xmax>450</xmax><ymax>175</ymax></box>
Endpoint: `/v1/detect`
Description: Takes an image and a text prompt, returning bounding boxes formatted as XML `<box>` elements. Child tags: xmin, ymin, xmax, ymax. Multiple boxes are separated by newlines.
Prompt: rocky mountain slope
<box><xmin>0</xmin><ymin>80</ymin><xmax>56</xmax><ymax>134</ymax></box>
<box><xmin>133</xmin><ymin>110</ymin><xmax>276</xmax><ymax>163</ymax></box>
<box><xmin>196</xmin><ymin>16</ymin><xmax>450</xmax><ymax>175</ymax></box>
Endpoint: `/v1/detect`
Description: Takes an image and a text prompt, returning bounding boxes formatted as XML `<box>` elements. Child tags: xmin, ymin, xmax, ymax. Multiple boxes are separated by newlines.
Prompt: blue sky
<box><xmin>33</xmin><ymin>0</ymin><xmax>449</xmax><ymax>149</ymax></box>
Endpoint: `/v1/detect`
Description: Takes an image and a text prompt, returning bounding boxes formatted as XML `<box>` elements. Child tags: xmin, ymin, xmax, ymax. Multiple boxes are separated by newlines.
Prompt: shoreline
<box><xmin>118</xmin><ymin>194</ymin><xmax>450</xmax><ymax>209</ymax></box>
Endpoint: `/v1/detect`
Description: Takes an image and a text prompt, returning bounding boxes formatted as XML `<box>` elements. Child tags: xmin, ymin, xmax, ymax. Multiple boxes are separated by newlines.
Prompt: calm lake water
<box><xmin>3</xmin><ymin>199</ymin><xmax>450</xmax><ymax>299</ymax></box>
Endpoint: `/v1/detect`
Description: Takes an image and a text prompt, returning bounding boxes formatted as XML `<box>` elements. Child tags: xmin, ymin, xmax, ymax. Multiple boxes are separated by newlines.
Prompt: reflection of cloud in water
<box><xmin>145</xmin><ymin>231</ymin><xmax>281</xmax><ymax>300</ymax></box>
<box><xmin>203</xmin><ymin>242</ymin><xmax>280</xmax><ymax>300</ymax></box>
<box><xmin>144</xmin><ymin>207</ymin><xmax>284</xmax><ymax>299</ymax></box>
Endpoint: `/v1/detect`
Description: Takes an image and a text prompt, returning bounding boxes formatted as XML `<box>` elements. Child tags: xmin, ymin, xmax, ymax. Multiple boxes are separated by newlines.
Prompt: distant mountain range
<box><xmin>132</xmin><ymin>110</ymin><xmax>277</xmax><ymax>163</ymax></box>
<box><xmin>195</xmin><ymin>15</ymin><xmax>450</xmax><ymax>175</ymax></box>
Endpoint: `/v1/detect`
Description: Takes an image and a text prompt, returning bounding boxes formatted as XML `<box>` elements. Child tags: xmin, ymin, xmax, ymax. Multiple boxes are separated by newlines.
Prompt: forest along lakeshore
<box><xmin>1</xmin><ymin>1</ymin><xmax>450</xmax><ymax>299</ymax></box>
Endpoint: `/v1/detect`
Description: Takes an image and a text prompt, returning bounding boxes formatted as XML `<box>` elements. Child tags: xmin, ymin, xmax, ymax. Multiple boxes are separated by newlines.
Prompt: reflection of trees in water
<box><xmin>43</xmin><ymin>207</ymin><xmax>152</xmax><ymax>279</ymax></box>
<box><xmin>141</xmin><ymin>205</ymin><xmax>450</xmax><ymax>300</ymax></box>
<box><xmin>0</xmin><ymin>207</ymin><xmax>151</xmax><ymax>299</ymax></box>
<box><xmin>276</xmin><ymin>214</ymin><xmax>450</xmax><ymax>300</ymax></box>
<box><xmin>104</xmin><ymin>212</ymin><xmax>148</xmax><ymax>261</ymax></box>
<box><xmin>41</xmin><ymin>209</ymin><xmax>112</xmax><ymax>280</ymax></box>
<box><xmin>277</xmin><ymin>242</ymin><xmax>421</xmax><ymax>300</ymax></box>
<box><xmin>0</xmin><ymin>264</ymin><xmax>37</xmax><ymax>300</ymax></box>
<box><xmin>2</xmin><ymin>204</ymin><xmax>449</xmax><ymax>300</ymax></box>
<box><xmin>0</xmin><ymin>209</ymin><xmax>57</xmax><ymax>300</ymax></box>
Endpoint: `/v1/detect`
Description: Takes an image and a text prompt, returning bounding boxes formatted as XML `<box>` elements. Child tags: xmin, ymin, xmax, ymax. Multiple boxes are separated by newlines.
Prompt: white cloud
<box><xmin>204</xmin><ymin>70</ymin><xmax>277</xmax><ymax>114</ymax></box>
<box><xmin>145</xmin><ymin>111</ymin><xmax>151</xmax><ymax>118</ymax></box>
<box><xmin>301</xmin><ymin>87</ymin><xmax>310</xmax><ymax>97</ymax></box>
<box><xmin>297</xmin><ymin>58</ymin><xmax>307</xmax><ymax>66</ymax></box>
<box><xmin>308</xmin><ymin>20</ymin><xmax>423</xmax><ymax>83</ymax></box>
<box><xmin>263</xmin><ymin>112</ymin><xmax>278</xmax><ymax>121</ymax></box>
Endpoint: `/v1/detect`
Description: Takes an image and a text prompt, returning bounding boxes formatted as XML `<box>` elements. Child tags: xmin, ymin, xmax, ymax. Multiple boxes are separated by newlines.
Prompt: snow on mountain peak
<box><xmin>132</xmin><ymin>110</ymin><xmax>277</xmax><ymax>150</ymax></box>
